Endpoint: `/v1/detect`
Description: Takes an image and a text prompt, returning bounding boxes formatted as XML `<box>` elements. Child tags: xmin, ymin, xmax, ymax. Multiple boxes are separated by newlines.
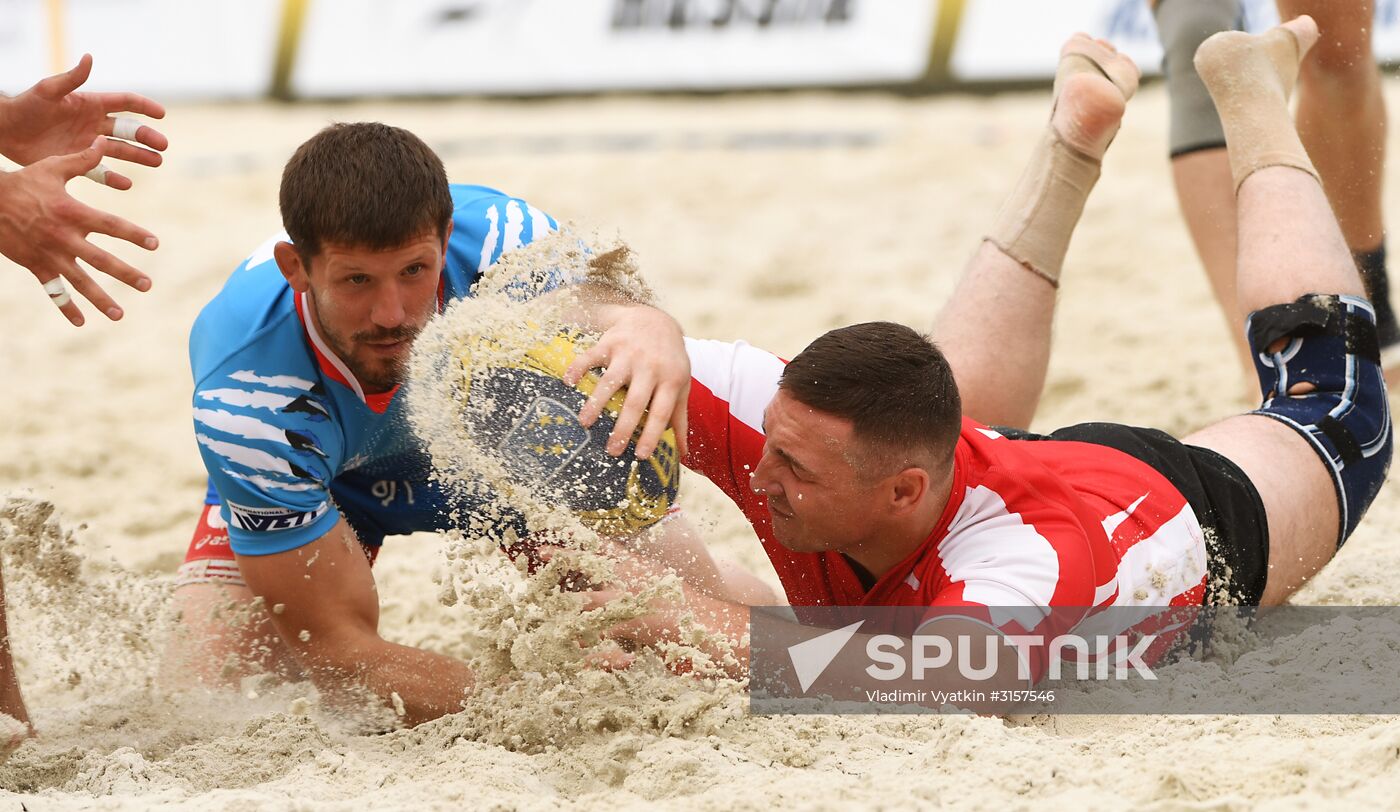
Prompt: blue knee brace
<box><xmin>1247</xmin><ymin>294</ymin><xmax>1393</xmax><ymax>545</ymax></box>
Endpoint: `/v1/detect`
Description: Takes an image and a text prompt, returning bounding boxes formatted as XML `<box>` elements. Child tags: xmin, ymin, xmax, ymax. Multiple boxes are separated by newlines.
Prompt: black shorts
<box><xmin>996</xmin><ymin>422</ymin><xmax>1269</xmax><ymax>605</ymax></box>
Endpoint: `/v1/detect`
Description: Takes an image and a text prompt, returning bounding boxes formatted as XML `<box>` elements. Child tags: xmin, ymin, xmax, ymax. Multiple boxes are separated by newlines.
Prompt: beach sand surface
<box><xmin>1</xmin><ymin>82</ymin><xmax>1399</xmax><ymax>809</ymax></box>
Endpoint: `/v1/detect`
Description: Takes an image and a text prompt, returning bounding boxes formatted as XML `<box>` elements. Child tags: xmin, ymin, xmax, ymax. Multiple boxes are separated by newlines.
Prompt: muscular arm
<box><xmin>236</xmin><ymin>518</ymin><xmax>473</xmax><ymax>726</ymax></box>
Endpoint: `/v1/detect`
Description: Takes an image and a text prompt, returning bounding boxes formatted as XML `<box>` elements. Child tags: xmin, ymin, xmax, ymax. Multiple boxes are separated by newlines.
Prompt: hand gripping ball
<box><xmin>456</xmin><ymin>331</ymin><xmax>680</xmax><ymax>536</ymax></box>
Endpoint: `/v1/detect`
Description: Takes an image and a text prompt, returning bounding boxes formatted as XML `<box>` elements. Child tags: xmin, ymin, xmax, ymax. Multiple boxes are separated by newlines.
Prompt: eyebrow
<box><xmin>768</xmin><ymin>441</ymin><xmax>813</xmax><ymax>478</ymax></box>
<box><xmin>761</xmin><ymin>412</ymin><xmax>813</xmax><ymax>474</ymax></box>
<box><xmin>335</xmin><ymin>252</ymin><xmax>434</xmax><ymax>273</ymax></box>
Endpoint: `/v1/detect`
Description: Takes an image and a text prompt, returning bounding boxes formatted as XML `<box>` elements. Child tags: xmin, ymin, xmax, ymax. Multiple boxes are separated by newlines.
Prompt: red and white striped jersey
<box><xmin>683</xmin><ymin>337</ymin><xmax>1210</xmax><ymax>622</ymax></box>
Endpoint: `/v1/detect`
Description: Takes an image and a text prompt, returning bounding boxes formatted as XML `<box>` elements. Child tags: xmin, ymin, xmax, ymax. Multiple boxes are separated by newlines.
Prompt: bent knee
<box><xmin>1247</xmin><ymin>294</ymin><xmax>1393</xmax><ymax>543</ymax></box>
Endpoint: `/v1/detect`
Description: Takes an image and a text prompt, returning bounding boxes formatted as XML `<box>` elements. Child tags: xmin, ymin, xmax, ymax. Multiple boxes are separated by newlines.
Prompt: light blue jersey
<box><xmin>190</xmin><ymin>184</ymin><xmax>556</xmax><ymax>556</ymax></box>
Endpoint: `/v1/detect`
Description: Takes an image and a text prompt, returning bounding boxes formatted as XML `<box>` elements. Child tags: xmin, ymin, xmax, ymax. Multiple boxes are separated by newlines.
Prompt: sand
<box><xmin>2</xmin><ymin>80</ymin><xmax>1400</xmax><ymax>809</ymax></box>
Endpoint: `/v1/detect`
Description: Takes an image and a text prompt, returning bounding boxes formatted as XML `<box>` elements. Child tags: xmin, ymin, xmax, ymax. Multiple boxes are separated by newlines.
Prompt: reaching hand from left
<box><xmin>0</xmin><ymin>138</ymin><xmax>157</xmax><ymax>325</ymax></box>
<box><xmin>563</xmin><ymin>302</ymin><xmax>691</xmax><ymax>460</ymax></box>
<box><xmin>0</xmin><ymin>54</ymin><xmax>167</xmax><ymax>190</ymax></box>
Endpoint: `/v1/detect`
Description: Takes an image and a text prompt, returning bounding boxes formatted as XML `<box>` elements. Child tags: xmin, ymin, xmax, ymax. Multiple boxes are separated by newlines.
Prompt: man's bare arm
<box><xmin>236</xmin><ymin>518</ymin><xmax>473</xmax><ymax>726</ymax></box>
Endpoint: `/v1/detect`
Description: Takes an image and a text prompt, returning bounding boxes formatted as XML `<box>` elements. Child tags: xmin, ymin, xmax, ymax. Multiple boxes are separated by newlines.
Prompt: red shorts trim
<box><xmin>185</xmin><ymin>504</ymin><xmax>236</xmax><ymax>564</ymax></box>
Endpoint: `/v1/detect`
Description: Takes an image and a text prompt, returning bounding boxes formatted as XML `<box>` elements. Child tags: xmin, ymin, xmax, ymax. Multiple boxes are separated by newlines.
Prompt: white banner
<box><xmin>7</xmin><ymin>0</ymin><xmax>1400</xmax><ymax>99</ymax></box>
<box><xmin>0</xmin><ymin>0</ymin><xmax>280</xmax><ymax>99</ymax></box>
<box><xmin>0</xmin><ymin>0</ymin><xmax>50</xmax><ymax>94</ymax></box>
<box><xmin>291</xmin><ymin>0</ymin><xmax>937</xmax><ymax>97</ymax></box>
<box><xmin>951</xmin><ymin>0</ymin><xmax>1400</xmax><ymax>82</ymax></box>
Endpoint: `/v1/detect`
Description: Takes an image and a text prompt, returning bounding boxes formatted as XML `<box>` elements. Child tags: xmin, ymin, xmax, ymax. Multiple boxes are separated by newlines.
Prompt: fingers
<box><xmin>35</xmin><ymin>54</ymin><xmax>93</xmax><ymax>100</ymax></box>
<box><xmin>571</xmin><ymin>352</ymin><xmax>687</xmax><ymax>459</ymax></box>
<box><xmin>100</xmin><ymin>171</ymin><xmax>133</xmax><ymax>191</ymax></box>
<box><xmin>99</xmin><ymin>115</ymin><xmax>169</xmax><ymax>155</ymax></box>
<box><xmin>631</xmin><ymin>380</ymin><xmax>676</xmax><ymax>460</ymax></box>
<box><xmin>82</xmin><ymin>204</ymin><xmax>160</xmax><ymax>255</ymax></box>
<box><xmin>59</xmin><ymin>138</ymin><xmax>106</xmax><ymax>181</ymax></box>
<box><xmin>63</xmin><ymin>139</ymin><xmax>126</xmax><ymax>190</ymax></box>
<box><xmin>32</xmin><ymin>271</ymin><xmax>85</xmax><ymax>327</ymax></box>
<box><xmin>60</xmin><ymin>254</ymin><xmax>125</xmax><ymax>321</ymax></box>
<box><xmin>608</xmin><ymin>368</ymin><xmax>654</xmax><ymax>457</ymax></box>
<box><xmin>97</xmin><ymin>92</ymin><xmax>167</xmax><ymax>123</ymax></box>
<box><xmin>564</xmin><ymin>341</ymin><xmax>606</xmax><ymax>390</ymax></box>
<box><xmin>579</xmin><ymin>358</ymin><xmax>631</xmax><ymax>439</ymax></box>
<box><xmin>96</xmin><ymin>134</ymin><xmax>164</xmax><ymax>168</ymax></box>
<box><xmin>72</xmin><ymin>238</ymin><xmax>152</xmax><ymax>315</ymax></box>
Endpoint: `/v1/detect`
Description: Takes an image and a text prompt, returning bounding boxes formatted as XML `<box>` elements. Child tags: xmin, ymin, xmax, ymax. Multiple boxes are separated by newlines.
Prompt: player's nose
<box><xmin>370</xmin><ymin>285</ymin><xmax>406</xmax><ymax>328</ymax></box>
<box><xmin>749</xmin><ymin>450</ymin><xmax>781</xmax><ymax>497</ymax></box>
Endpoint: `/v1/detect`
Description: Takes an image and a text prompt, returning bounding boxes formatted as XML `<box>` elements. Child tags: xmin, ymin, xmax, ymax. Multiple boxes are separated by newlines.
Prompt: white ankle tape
<box><xmin>1194</xmin><ymin>28</ymin><xmax>1318</xmax><ymax>193</ymax></box>
<box><xmin>985</xmin><ymin>129</ymin><xmax>1101</xmax><ymax>286</ymax></box>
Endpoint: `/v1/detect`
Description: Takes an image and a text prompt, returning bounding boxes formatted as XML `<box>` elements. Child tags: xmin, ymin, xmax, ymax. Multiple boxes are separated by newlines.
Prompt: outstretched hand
<box><xmin>551</xmin><ymin>542</ymin><xmax>690</xmax><ymax>649</ymax></box>
<box><xmin>0</xmin><ymin>54</ymin><xmax>167</xmax><ymax>190</ymax></box>
<box><xmin>0</xmin><ymin>138</ymin><xmax>157</xmax><ymax>325</ymax></box>
<box><xmin>563</xmin><ymin>305</ymin><xmax>690</xmax><ymax>460</ymax></box>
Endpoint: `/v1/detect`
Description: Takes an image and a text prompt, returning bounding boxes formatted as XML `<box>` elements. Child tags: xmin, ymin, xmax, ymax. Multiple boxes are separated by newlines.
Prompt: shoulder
<box><xmin>443</xmin><ymin>183</ymin><xmax>557</xmax><ymax>294</ymax></box>
<box><xmin>686</xmin><ymin>337</ymin><xmax>785</xmax><ymax>424</ymax></box>
<box><xmin>191</xmin><ymin>234</ymin><xmax>306</xmax><ymax>385</ymax></box>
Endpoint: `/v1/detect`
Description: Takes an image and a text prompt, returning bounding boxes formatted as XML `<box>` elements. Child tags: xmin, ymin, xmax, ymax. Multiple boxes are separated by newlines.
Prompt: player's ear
<box><xmin>888</xmin><ymin>467</ymin><xmax>930</xmax><ymax>515</ymax></box>
<box><xmin>274</xmin><ymin>241</ymin><xmax>311</xmax><ymax>293</ymax></box>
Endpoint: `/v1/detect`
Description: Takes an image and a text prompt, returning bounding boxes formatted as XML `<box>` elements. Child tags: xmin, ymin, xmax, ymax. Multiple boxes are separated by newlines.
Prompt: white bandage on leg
<box><xmin>42</xmin><ymin>278</ymin><xmax>71</xmax><ymax>308</ymax></box>
<box><xmin>985</xmin><ymin>130</ymin><xmax>1101</xmax><ymax>288</ymax></box>
<box><xmin>1194</xmin><ymin>27</ymin><xmax>1318</xmax><ymax>192</ymax></box>
<box><xmin>984</xmin><ymin>48</ymin><xmax>1131</xmax><ymax>287</ymax></box>
<box><xmin>111</xmin><ymin>116</ymin><xmax>142</xmax><ymax>142</ymax></box>
<box><xmin>84</xmin><ymin>163</ymin><xmax>110</xmax><ymax>184</ymax></box>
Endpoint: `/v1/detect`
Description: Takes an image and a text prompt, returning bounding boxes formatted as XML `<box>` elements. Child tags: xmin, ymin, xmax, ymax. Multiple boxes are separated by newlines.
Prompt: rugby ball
<box><xmin>456</xmin><ymin>331</ymin><xmax>680</xmax><ymax>535</ymax></box>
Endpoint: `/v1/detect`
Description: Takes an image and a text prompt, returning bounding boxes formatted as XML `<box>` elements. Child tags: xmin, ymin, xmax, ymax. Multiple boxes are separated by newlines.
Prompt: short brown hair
<box><xmin>279</xmin><ymin>122</ymin><xmax>453</xmax><ymax>259</ymax></box>
<box><xmin>780</xmin><ymin>322</ymin><xmax>962</xmax><ymax>472</ymax></box>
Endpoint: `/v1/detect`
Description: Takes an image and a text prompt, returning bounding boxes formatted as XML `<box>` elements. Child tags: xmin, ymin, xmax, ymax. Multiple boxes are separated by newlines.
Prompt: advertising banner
<box><xmin>0</xmin><ymin>0</ymin><xmax>280</xmax><ymax>99</ymax></box>
<box><xmin>290</xmin><ymin>0</ymin><xmax>938</xmax><ymax>97</ymax></box>
<box><xmin>949</xmin><ymin>0</ymin><xmax>1400</xmax><ymax>82</ymax></box>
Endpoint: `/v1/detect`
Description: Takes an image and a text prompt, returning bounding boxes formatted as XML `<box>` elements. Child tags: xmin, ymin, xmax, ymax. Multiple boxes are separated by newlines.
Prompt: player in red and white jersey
<box><xmin>679</xmin><ymin>334</ymin><xmax>1211</xmax><ymax>680</ymax></box>
<box><xmin>584</xmin><ymin>20</ymin><xmax>1391</xmax><ymax>686</ymax></box>
<box><xmin>682</xmin><ymin>337</ymin><xmax>1207</xmax><ymax>616</ymax></box>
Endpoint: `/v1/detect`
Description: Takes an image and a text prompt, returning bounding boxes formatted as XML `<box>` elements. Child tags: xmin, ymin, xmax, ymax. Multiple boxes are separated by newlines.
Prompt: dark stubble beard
<box><xmin>315</xmin><ymin>313</ymin><xmax>422</xmax><ymax>393</ymax></box>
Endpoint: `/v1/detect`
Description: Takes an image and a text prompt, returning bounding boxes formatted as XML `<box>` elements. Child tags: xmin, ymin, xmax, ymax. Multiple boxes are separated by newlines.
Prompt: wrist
<box><xmin>0</xmin><ymin>97</ymin><xmax>16</xmax><ymax>160</ymax></box>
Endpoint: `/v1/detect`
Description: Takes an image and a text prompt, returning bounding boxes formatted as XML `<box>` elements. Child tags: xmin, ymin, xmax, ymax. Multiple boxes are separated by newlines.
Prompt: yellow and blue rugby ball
<box><xmin>458</xmin><ymin>331</ymin><xmax>680</xmax><ymax>536</ymax></box>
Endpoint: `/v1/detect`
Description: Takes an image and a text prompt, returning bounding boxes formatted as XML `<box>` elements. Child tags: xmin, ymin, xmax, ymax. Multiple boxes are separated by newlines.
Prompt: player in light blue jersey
<box><xmin>185</xmin><ymin>182</ymin><xmax>555</xmax><ymax>562</ymax></box>
<box><xmin>161</xmin><ymin>123</ymin><xmax>768</xmax><ymax>724</ymax></box>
